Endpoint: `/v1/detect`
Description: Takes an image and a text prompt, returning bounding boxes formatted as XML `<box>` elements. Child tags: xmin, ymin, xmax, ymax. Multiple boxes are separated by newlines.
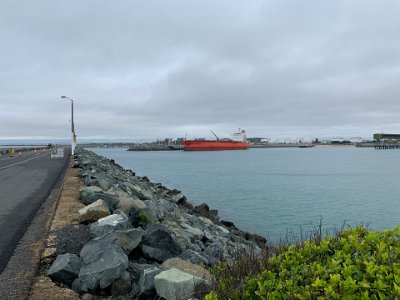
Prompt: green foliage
<box><xmin>137</xmin><ymin>210</ymin><xmax>152</xmax><ymax>228</ymax></box>
<box><xmin>207</xmin><ymin>226</ymin><xmax>400</xmax><ymax>299</ymax></box>
<box><xmin>204</xmin><ymin>291</ymin><xmax>218</xmax><ymax>300</ymax></box>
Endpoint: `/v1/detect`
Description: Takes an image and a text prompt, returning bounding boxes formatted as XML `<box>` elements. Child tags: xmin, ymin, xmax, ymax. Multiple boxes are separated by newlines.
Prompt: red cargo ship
<box><xmin>182</xmin><ymin>129</ymin><xmax>251</xmax><ymax>151</ymax></box>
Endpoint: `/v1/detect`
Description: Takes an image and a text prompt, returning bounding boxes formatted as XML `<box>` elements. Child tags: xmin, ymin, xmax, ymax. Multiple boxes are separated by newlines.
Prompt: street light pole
<box><xmin>61</xmin><ymin>96</ymin><xmax>77</xmax><ymax>155</ymax></box>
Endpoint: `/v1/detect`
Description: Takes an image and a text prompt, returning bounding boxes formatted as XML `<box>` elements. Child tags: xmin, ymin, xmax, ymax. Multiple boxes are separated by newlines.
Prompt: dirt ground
<box><xmin>29</xmin><ymin>167</ymin><xmax>85</xmax><ymax>300</ymax></box>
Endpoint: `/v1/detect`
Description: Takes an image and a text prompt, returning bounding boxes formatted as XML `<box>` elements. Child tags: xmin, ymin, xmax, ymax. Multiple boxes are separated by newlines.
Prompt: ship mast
<box><xmin>210</xmin><ymin>130</ymin><xmax>219</xmax><ymax>141</ymax></box>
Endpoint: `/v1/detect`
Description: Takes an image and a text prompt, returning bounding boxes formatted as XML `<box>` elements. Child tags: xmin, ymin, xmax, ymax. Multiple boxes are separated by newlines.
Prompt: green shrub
<box><xmin>137</xmin><ymin>210</ymin><xmax>152</xmax><ymax>228</ymax></box>
<box><xmin>204</xmin><ymin>291</ymin><xmax>218</xmax><ymax>300</ymax></box>
<box><xmin>207</xmin><ymin>226</ymin><xmax>400</xmax><ymax>299</ymax></box>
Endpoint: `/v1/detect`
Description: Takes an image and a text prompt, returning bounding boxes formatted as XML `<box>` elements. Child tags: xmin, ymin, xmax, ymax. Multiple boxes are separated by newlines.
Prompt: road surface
<box><xmin>0</xmin><ymin>148</ymin><xmax>70</xmax><ymax>274</ymax></box>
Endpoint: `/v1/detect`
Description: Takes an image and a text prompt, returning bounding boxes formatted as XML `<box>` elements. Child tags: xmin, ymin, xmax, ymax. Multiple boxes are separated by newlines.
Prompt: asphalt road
<box><xmin>0</xmin><ymin>148</ymin><xmax>70</xmax><ymax>274</ymax></box>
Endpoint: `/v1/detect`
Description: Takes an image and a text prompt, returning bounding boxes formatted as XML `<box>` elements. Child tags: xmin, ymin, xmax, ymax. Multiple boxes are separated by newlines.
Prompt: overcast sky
<box><xmin>1</xmin><ymin>0</ymin><xmax>400</xmax><ymax>141</ymax></box>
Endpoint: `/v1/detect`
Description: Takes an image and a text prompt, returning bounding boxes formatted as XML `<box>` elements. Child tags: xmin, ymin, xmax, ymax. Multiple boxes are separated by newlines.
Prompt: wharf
<box><xmin>355</xmin><ymin>143</ymin><xmax>375</xmax><ymax>147</ymax></box>
<box><xmin>374</xmin><ymin>144</ymin><xmax>400</xmax><ymax>150</ymax></box>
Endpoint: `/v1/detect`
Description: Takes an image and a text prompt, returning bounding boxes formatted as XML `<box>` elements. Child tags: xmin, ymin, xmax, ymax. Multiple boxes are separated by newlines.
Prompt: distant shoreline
<box><xmin>314</xmin><ymin>144</ymin><xmax>355</xmax><ymax>147</ymax></box>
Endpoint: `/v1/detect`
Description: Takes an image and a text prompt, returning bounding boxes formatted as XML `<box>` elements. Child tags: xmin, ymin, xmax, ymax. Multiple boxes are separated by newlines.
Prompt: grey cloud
<box><xmin>1</xmin><ymin>0</ymin><xmax>400</xmax><ymax>140</ymax></box>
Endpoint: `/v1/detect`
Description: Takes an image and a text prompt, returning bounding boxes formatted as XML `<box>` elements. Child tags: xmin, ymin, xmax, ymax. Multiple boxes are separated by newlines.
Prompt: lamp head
<box><xmin>61</xmin><ymin>96</ymin><xmax>66</xmax><ymax>98</ymax></box>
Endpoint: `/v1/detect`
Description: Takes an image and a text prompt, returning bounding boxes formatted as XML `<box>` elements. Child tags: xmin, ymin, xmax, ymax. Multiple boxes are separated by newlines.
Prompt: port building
<box><xmin>373</xmin><ymin>133</ymin><xmax>400</xmax><ymax>141</ymax></box>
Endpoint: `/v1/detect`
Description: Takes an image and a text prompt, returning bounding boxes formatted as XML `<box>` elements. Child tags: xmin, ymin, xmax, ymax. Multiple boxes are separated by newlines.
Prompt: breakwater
<box><xmin>45</xmin><ymin>149</ymin><xmax>265</xmax><ymax>299</ymax></box>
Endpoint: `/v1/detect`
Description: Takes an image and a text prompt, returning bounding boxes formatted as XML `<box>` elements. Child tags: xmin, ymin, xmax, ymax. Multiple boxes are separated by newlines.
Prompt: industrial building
<box><xmin>373</xmin><ymin>133</ymin><xmax>400</xmax><ymax>142</ymax></box>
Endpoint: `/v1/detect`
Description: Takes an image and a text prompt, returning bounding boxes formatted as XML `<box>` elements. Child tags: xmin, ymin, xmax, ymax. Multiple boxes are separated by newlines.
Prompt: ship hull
<box><xmin>182</xmin><ymin>140</ymin><xmax>250</xmax><ymax>151</ymax></box>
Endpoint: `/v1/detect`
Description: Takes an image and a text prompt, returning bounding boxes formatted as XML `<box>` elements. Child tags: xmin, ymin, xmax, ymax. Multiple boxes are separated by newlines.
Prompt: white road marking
<box><xmin>0</xmin><ymin>153</ymin><xmax>48</xmax><ymax>170</ymax></box>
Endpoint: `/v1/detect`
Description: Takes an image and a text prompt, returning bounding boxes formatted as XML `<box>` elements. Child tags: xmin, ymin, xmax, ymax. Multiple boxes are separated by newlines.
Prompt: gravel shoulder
<box><xmin>29</xmin><ymin>167</ymin><xmax>84</xmax><ymax>300</ymax></box>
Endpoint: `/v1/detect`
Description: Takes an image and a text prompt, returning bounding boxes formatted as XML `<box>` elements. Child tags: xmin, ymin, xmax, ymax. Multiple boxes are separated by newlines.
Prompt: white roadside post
<box><xmin>61</xmin><ymin>96</ymin><xmax>77</xmax><ymax>155</ymax></box>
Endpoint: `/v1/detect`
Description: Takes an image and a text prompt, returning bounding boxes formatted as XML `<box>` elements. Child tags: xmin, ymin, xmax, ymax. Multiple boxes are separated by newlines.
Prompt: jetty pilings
<box><xmin>374</xmin><ymin>144</ymin><xmax>400</xmax><ymax>150</ymax></box>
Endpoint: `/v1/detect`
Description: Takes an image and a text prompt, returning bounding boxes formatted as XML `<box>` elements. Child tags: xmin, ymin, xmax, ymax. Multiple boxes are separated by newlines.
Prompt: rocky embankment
<box><xmin>46</xmin><ymin>149</ymin><xmax>266</xmax><ymax>299</ymax></box>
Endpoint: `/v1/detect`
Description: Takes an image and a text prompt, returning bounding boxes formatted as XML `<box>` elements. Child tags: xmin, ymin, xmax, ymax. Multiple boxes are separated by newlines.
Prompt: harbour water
<box><xmin>89</xmin><ymin>147</ymin><xmax>400</xmax><ymax>242</ymax></box>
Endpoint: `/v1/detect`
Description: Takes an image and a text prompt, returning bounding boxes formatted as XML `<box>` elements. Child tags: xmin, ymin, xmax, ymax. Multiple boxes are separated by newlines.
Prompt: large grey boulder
<box><xmin>116</xmin><ymin>195</ymin><xmax>146</xmax><ymax>215</ymax></box>
<box><xmin>115</xmin><ymin>228</ymin><xmax>145</xmax><ymax>254</ymax></box>
<box><xmin>140</xmin><ymin>224</ymin><xmax>181</xmax><ymax>262</ymax></box>
<box><xmin>161</xmin><ymin>257</ymin><xmax>211</xmax><ymax>282</ymax></box>
<box><xmin>47</xmin><ymin>253</ymin><xmax>81</xmax><ymax>285</ymax></box>
<box><xmin>198</xmin><ymin>216</ymin><xmax>214</xmax><ymax>226</ymax></box>
<box><xmin>173</xmin><ymin>234</ymin><xmax>191</xmax><ymax>252</ymax></box>
<box><xmin>111</xmin><ymin>271</ymin><xmax>132</xmax><ymax>296</ymax></box>
<box><xmin>179</xmin><ymin>249</ymin><xmax>209</xmax><ymax>266</ymax></box>
<box><xmin>79</xmin><ymin>199</ymin><xmax>110</xmax><ymax>223</ymax></box>
<box><xmin>203</xmin><ymin>241</ymin><xmax>225</xmax><ymax>267</ymax></box>
<box><xmin>175</xmin><ymin>195</ymin><xmax>194</xmax><ymax>210</ymax></box>
<box><xmin>75</xmin><ymin>232</ymin><xmax>128</xmax><ymax>292</ymax></box>
<box><xmin>154</xmin><ymin>268</ymin><xmax>203</xmax><ymax>300</ymax></box>
<box><xmin>94</xmin><ymin>192</ymin><xmax>119</xmax><ymax>212</ymax></box>
<box><xmin>90</xmin><ymin>214</ymin><xmax>133</xmax><ymax>238</ymax></box>
<box><xmin>181</xmin><ymin>223</ymin><xmax>204</xmax><ymax>240</ymax></box>
<box><xmin>138</xmin><ymin>267</ymin><xmax>161</xmax><ymax>299</ymax></box>
<box><xmin>79</xmin><ymin>186</ymin><xmax>103</xmax><ymax>204</ymax></box>
<box><xmin>194</xmin><ymin>203</ymin><xmax>219</xmax><ymax>223</ymax></box>
<box><xmin>128</xmin><ymin>262</ymin><xmax>156</xmax><ymax>283</ymax></box>
<box><xmin>90</xmin><ymin>178</ymin><xmax>112</xmax><ymax>191</ymax></box>
<box><xmin>79</xmin><ymin>187</ymin><xmax>118</xmax><ymax>212</ymax></box>
<box><xmin>124</xmin><ymin>181</ymin><xmax>154</xmax><ymax>200</ymax></box>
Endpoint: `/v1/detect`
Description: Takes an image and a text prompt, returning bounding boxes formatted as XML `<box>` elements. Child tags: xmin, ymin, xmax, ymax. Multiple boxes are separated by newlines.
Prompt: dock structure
<box><xmin>374</xmin><ymin>144</ymin><xmax>400</xmax><ymax>150</ymax></box>
<box><xmin>373</xmin><ymin>132</ymin><xmax>400</xmax><ymax>150</ymax></box>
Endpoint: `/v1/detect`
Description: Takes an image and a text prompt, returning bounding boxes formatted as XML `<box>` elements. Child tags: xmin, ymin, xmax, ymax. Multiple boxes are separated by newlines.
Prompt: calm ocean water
<box><xmin>88</xmin><ymin>147</ymin><xmax>400</xmax><ymax>242</ymax></box>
